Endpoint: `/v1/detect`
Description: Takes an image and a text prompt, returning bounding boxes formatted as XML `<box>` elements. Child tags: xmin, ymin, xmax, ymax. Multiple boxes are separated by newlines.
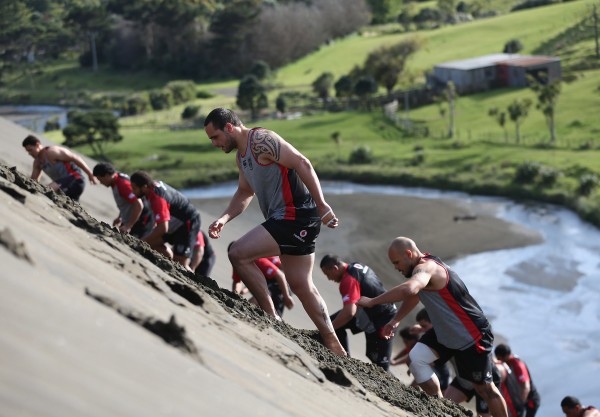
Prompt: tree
<box><xmin>236</xmin><ymin>74</ymin><xmax>266</xmax><ymax>121</ymax></box>
<box><xmin>437</xmin><ymin>0</ymin><xmax>457</xmax><ymax>22</ymax></box>
<box><xmin>363</xmin><ymin>38</ymin><xmax>421</xmax><ymax>95</ymax></box>
<box><xmin>353</xmin><ymin>76</ymin><xmax>378</xmax><ymax>110</ymax></box>
<box><xmin>436</xmin><ymin>81</ymin><xmax>457</xmax><ymax>139</ymax></box>
<box><xmin>64</xmin><ymin>0</ymin><xmax>112</xmax><ymax>72</ymax></box>
<box><xmin>367</xmin><ymin>0</ymin><xmax>392</xmax><ymax>24</ymax></box>
<box><xmin>528</xmin><ymin>74</ymin><xmax>561</xmax><ymax>144</ymax></box>
<box><xmin>249</xmin><ymin>60</ymin><xmax>271</xmax><ymax>81</ymax></box>
<box><xmin>276</xmin><ymin>95</ymin><xmax>287</xmax><ymax>114</ymax></box>
<box><xmin>208</xmin><ymin>0</ymin><xmax>262</xmax><ymax>76</ymax></box>
<box><xmin>63</xmin><ymin>110</ymin><xmax>122</xmax><ymax>157</ymax></box>
<box><xmin>503</xmin><ymin>39</ymin><xmax>524</xmax><ymax>54</ymax></box>
<box><xmin>507</xmin><ymin>98</ymin><xmax>532</xmax><ymax>145</ymax></box>
<box><xmin>488</xmin><ymin>107</ymin><xmax>508</xmax><ymax>142</ymax></box>
<box><xmin>312</xmin><ymin>72</ymin><xmax>334</xmax><ymax>103</ymax></box>
<box><xmin>334</xmin><ymin>75</ymin><xmax>354</xmax><ymax>99</ymax></box>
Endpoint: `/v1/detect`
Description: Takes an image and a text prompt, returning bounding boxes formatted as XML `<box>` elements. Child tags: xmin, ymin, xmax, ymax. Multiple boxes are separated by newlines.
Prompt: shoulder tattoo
<box><xmin>252</xmin><ymin>131</ymin><xmax>281</xmax><ymax>161</ymax></box>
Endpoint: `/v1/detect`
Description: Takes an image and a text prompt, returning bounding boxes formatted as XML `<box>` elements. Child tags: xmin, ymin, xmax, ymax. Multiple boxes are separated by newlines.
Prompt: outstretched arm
<box><xmin>209</xmin><ymin>162</ymin><xmax>254</xmax><ymax>239</ymax></box>
<box><xmin>47</xmin><ymin>146</ymin><xmax>98</xmax><ymax>184</ymax></box>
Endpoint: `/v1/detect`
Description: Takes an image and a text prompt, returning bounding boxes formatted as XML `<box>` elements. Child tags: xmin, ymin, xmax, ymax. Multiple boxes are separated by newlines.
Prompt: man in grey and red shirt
<box><xmin>130</xmin><ymin>170</ymin><xmax>200</xmax><ymax>271</ymax></box>
<box><xmin>93</xmin><ymin>162</ymin><xmax>153</xmax><ymax>239</ymax></box>
<box><xmin>358</xmin><ymin>236</ymin><xmax>508</xmax><ymax>417</ymax></box>
<box><xmin>320</xmin><ymin>254</ymin><xmax>397</xmax><ymax>371</ymax></box>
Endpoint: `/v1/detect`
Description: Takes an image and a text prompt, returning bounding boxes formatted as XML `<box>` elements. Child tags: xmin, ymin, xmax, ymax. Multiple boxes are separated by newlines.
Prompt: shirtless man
<box><xmin>203</xmin><ymin>107</ymin><xmax>345</xmax><ymax>356</ymax></box>
<box><xmin>357</xmin><ymin>236</ymin><xmax>508</xmax><ymax>417</ymax></box>
<box><xmin>22</xmin><ymin>135</ymin><xmax>97</xmax><ymax>201</ymax></box>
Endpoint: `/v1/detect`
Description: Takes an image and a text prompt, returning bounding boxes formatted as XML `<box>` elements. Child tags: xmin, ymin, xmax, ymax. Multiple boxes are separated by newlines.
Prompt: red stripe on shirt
<box><xmin>278</xmin><ymin>165</ymin><xmax>296</xmax><ymax>220</ymax></box>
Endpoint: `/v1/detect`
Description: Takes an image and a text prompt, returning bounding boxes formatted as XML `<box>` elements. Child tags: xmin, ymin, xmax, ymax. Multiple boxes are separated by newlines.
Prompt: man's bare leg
<box><xmin>473</xmin><ymin>382</ymin><xmax>508</xmax><ymax>417</ymax></box>
<box><xmin>281</xmin><ymin>253</ymin><xmax>346</xmax><ymax>356</ymax></box>
<box><xmin>228</xmin><ymin>225</ymin><xmax>281</xmax><ymax>317</ymax></box>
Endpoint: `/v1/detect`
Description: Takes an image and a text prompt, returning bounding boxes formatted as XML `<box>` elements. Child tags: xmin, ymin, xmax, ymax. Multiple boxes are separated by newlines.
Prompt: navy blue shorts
<box><xmin>419</xmin><ymin>328</ymin><xmax>495</xmax><ymax>384</ymax></box>
<box><xmin>56</xmin><ymin>176</ymin><xmax>85</xmax><ymax>201</ymax></box>
<box><xmin>163</xmin><ymin>214</ymin><xmax>200</xmax><ymax>258</ymax></box>
<box><xmin>262</xmin><ymin>217</ymin><xmax>321</xmax><ymax>256</ymax></box>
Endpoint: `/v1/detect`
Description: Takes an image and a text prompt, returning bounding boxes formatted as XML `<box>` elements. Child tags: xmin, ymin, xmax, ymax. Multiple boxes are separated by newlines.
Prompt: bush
<box><xmin>578</xmin><ymin>174</ymin><xmax>599</xmax><ymax>196</ymax></box>
<box><xmin>165</xmin><ymin>80</ymin><xmax>197</xmax><ymax>104</ymax></box>
<box><xmin>539</xmin><ymin>167</ymin><xmax>562</xmax><ymax>186</ymax></box>
<box><xmin>44</xmin><ymin>117</ymin><xmax>60</xmax><ymax>132</ymax></box>
<box><xmin>349</xmin><ymin>145</ymin><xmax>373</xmax><ymax>164</ymax></box>
<box><xmin>514</xmin><ymin>161</ymin><xmax>541</xmax><ymax>184</ymax></box>
<box><xmin>122</xmin><ymin>93</ymin><xmax>150</xmax><ymax>116</ymax></box>
<box><xmin>196</xmin><ymin>90</ymin><xmax>214</xmax><ymax>99</ymax></box>
<box><xmin>149</xmin><ymin>89</ymin><xmax>174</xmax><ymax>111</ymax></box>
<box><xmin>181</xmin><ymin>105</ymin><xmax>200</xmax><ymax>120</ymax></box>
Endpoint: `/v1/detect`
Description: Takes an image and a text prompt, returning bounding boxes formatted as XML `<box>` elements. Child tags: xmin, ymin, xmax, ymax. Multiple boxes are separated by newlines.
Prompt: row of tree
<box><xmin>0</xmin><ymin>0</ymin><xmax>371</xmax><ymax>83</ymax></box>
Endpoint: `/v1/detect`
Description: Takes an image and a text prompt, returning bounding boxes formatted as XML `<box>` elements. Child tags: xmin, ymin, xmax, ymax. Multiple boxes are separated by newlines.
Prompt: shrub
<box><xmin>44</xmin><ymin>117</ymin><xmax>60</xmax><ymax>132</ymax></box>
<box><xmin>181</xmin><ymin>105</ymin><xmax>200</xmax><ymax>120</ymax></box>
<box><xmin>349</xmin><ymin>145</ymin><xmax>373</xmax><ymax>164</ymax></box>
<box><xmin>149</xmin><ymin>89</ymin><xmax>174</xmax><ymax>110</ymax></box>
<box><xmin>514</xmin><ymin>161</ymin><xmax>541</xmax><ymax>184</ymax></box>
<box><xmin>539</xmin><ymin>167</ymin><xmax>562</xmax><ymax>186</ymax></box>
<box><xmin>165</xmin><ymin>80</ymin><xmax>197</xmax><ymax>104</ymax></box>
<box><xmin>122</xmin><ymin>93</ymin><xmax>150</xmax><ymax>116</ymax></box>
<box><xmin>578</xmin><ymin>174</ymin><xmax>599</xmax><ymax>196</ymax></box>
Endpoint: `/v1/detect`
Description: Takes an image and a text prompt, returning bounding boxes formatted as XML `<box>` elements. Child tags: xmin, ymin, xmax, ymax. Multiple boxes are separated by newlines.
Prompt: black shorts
<box><xmin>450</xmin><ymin>363</ymin><xmax>502</xmax><ymax>413</ymax></box>
<box><xmin>130</xmin><ymin>211</ymin><xmax>154</xmax><ymax>239</ymax></box>
<box><xmin>163</xmin><ymin>214</ymin><xmax>200</xmax><ymax>258</ymax></box>
<box><xmin>419</xmin><ymin>328</ymin><xmax>495</xmax><ymax>384</ymax></box>
<box><xmin>56</xmin><ymin>176</ymin><xmax>85</xmax><ymax>201</ymax></box>
<box><xmin>262</xmin><ymin>217</ymin><xmax>321</xmax><ymax>256</ymax></box>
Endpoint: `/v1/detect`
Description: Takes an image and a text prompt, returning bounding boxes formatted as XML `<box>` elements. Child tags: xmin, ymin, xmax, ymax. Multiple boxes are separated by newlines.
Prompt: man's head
<box><xmin>494</xmin><ymin>343</ymin><xmax>512</xmax><ymax>362</ymax></box>
<box><xmin>415</xmin><ymin>307</ymin><xmax>432</xmax><ymax>330</ymax></box>
<box><xmin>561</xmin><ymin>396</ymin><xmax>582</xmax><ymax>417</ymax></box>
<box><xmin>22</xmin><ymin>135</ymin><xmax>43</xmax><ymax>158</ymax></box>
<box><xmin>388</xmin><ymin>237</ymin><xmax>420</xmax><ymax>278</ymax></box>
<box><xmin>93</xmin><ymin>163</ymin><xmax>116</xmax><ymax>187</ymax></box>
<box><xmin>399</xmin><ymin>326</ymin><xmax>419</xmax><ymax>347</ymax></box>
<box><xmin>129</xmin><ymin>171</ymin><xmax>153</xmax><ymax>198</ymax></box>
<box><xmin>319</xmin><ymin>254</ymin><xmax>346</xmax><ymax>283</ymax></box>
<box><xmin>203</xmin><ymin>108</ymin><xmax>242</xmax><ymax>154</ymax></box>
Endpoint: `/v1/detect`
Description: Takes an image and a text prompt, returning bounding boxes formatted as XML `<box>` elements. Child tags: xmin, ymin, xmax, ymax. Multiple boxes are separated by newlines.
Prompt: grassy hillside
<box><xmin>19</xmin><ymin>0</ymin><xmax>600</xmax><ymax>227</ymax></box>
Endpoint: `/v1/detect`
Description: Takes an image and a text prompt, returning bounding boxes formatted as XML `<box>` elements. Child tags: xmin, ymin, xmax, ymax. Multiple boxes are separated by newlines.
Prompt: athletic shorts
<box><xmin>130</xmin><ymin>211</ymin><xmax>154</xmax><ymax>239</ymax></box>
<box><xmin>56</xmin><ymin>176</ymin><xmax>85</xmax><ymax>201</ymax></box>
<box><xmin>419</xmin><ymin>328</ymin><xmax>495</xmax><ymax>384</ymax></box>
<box><xmin>262</xmin><ymin>217</ymin><xmax>321</xmax><ymax>256</ymax></box>
<box><xmin>163</xmin><ymin>213</ymin><xmax>200</xmax><ymax>258</ymax></box>
<box><xmin>450</xmin><ymin>363</ymin><xmax>502</xmax><ymax>413</ymax></box>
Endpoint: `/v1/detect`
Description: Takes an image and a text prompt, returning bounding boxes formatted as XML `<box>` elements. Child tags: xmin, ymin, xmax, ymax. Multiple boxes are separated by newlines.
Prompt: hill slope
<box><xmin>0</xmin><ymin>161</ymin><xmax>472</xmax><ymax>416</ymax></box>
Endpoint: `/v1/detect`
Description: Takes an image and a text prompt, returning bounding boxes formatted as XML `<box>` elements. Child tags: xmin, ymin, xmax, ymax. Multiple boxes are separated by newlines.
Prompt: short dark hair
<box><xmin>22</xmin><ymin>135</ymin><xmax>40</xmax><ymax>147</ymax></box>
<box><xmin>560</xmin><ymin>396</ymin><xmax>581</xmax><ymax>409</ymax></box>
<box><xmin>416</xmin><ymin>308</ymin><xmax>430</xmax><ymax>323</ymax></box>
<box><xmin>93</xmin><ymin>162</ymin><xmax>115</xmax><ymax>177</ymax></box>
<box><xmin>130</xmin><ymin>171</ymin><xmax>153</xmax><ymax>187</ymax></box>
<box><xmin>320</xmin><ymin>254</ymin><xmax>342</xmax><ymax>269</ymax></box>
<box><xmin>494</xmin><ymin>343</ymin><xmax>511</xmax><ymax>357</ymax></box>
<box><xmin>204</xmin><ymin>108</ymin><xmax>242</xmax><ymax>130</ymax></box>
<box><xmin>399</xmin><ymin>326</ymin><xmax>419</xmax><ymax>341</ymax></box>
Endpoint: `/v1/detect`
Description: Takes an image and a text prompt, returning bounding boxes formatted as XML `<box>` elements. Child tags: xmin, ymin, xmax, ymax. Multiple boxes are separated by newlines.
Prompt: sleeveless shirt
<box><xmin>417</xmin><ymin>254</ymin><xmax>491</xmax><ymax>350</ymax></box>
<box><xmin>237</xmin><ymin>128</ymin><xmax>317</xmax><ymax>220</ymax></box>
<box><xmin>38</xmin><ymin>146</ymin><xmax>82</xmax><ymax>182</ymax></box>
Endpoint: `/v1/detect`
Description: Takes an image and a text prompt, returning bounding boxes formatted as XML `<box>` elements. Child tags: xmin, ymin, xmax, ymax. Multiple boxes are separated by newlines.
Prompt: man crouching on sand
<box><xmin>357</xmin><ymin>237</ymin><xmax>508</xmax><ymax>417</ymax></box>
<box><xmin>202</xmin><ymin>107</ymin><xmax>346</xmax><ymax>356</ymax></box>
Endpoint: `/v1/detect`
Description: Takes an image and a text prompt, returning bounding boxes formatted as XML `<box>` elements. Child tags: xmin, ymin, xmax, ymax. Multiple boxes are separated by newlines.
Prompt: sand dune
<box><xmin>0</xmin><ymin>117</ymin><xmax>541</xmax><ymax>416</ymax></box>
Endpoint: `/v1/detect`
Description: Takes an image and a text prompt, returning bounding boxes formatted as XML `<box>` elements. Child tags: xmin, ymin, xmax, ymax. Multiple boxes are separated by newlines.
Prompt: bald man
<box><xmin>358</xmin><ymin>237</ymin><xmax>508</xmax><ymax>417</ymax></box>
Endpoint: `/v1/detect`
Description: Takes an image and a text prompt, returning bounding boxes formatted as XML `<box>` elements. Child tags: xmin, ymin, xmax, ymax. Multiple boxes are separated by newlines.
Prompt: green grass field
<box><xmin>18</xmin><ymin>0</ymin><xmax>600</xmax><ymax>226</ymax></box>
